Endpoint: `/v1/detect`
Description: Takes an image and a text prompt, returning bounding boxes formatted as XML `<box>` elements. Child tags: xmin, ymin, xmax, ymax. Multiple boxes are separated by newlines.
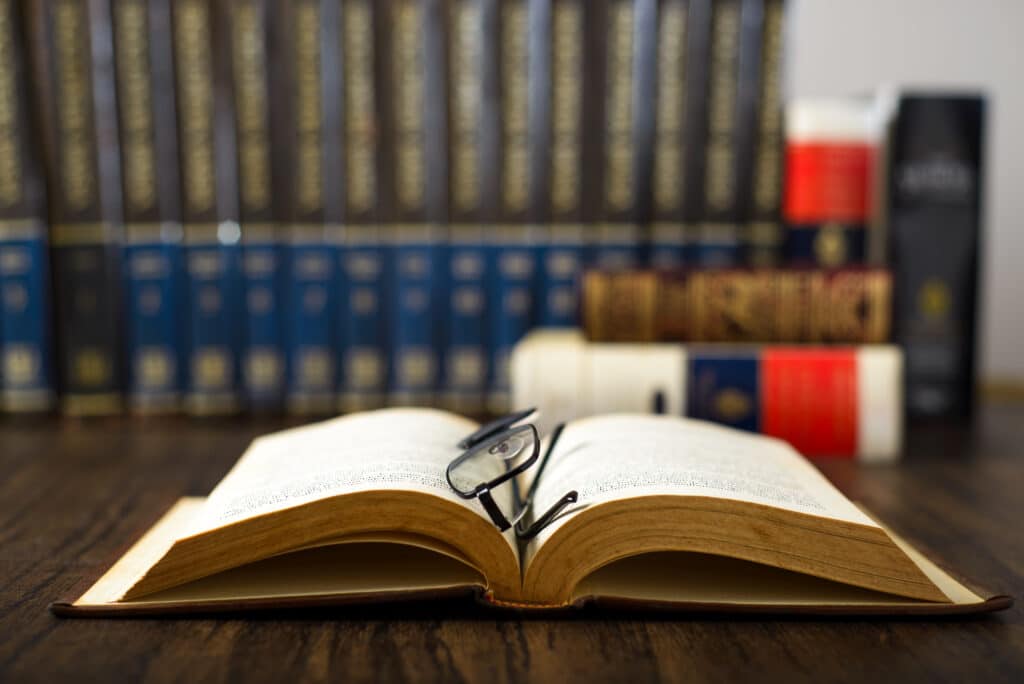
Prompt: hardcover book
<box><xmin>444</xmin><ymin>0</ymin><xmax>489</xmax><ymax>412</ymax></box>
<box><xmin>28</xmin><ymin>0</ymin><xmax>124</xmax><ymax>415</ymax></box>
<box><xmin>225</xmin><ymin>0</ymin><xmax>284</xmax><ymax>410</ymax></box>
<box><xmin>112</xmin><ymin>0</ymin><xmax>183</xmax><ymax>413</ymax></box>
<box><xmin>54</xmin><ymin>409</ymin><xmax>1009</xmax><ymax>615</ymax></box>
<box><xmin>582</xmin><ymin>268</ymin><xmax>892</xmax><ymax>344</ymax></box>
<box><xmin>173</xmin><ymin>0</ymin><xmax>244</xmax><ymax>415</ymax></box>
<box><xmin>536</xmin><ymin>0</ymin><xmax>587</xmax><ymax>327</ymax></box>
<box><xmin>511</xmin><ymin>329</ymin><xmax>902</xmax><ymax>461</ymax></box>
<box><xmin>0</xmin><ymin>0</ymin><xmax>54</xmax><ymax>412</ymax></box>
<box><xmin>338</xmin><ymin>0</ymin><xmax>389</xmax><ymax>411</ymax></box>
<box><xmin>274</xmin><ymin>0</ymin><xmax>342</xmax><ymax>415</ymax></box>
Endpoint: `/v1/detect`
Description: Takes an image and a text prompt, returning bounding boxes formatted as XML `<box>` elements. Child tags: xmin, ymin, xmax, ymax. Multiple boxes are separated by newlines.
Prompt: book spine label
<box><xmin>649</xmin><ymin>0</ymin><xmax>688</xmax><ymax>270</ymax></box>
<box><xmin>113</xmin><ymin>0</ymin><xmax>183</xmax><ymax>412</ymax></box>
<box><xmin>582</xmin><ymin>268</ymin><xmax>892</xmax><ymax>344</ymax></box>
<box><xmin>538</xmin><ymin>0</ymin><xmax>586</xmax><ymax>326</ymax></box>
<box><xmin>488</xmin><ymin>0</ymin><xmax>535</xmax><ymax>412</ymax></box>
<box><xmin>339</xmin><ymin>0</ymin><xmax>387</xmax><ymax>410</ymax></box>
<box><xmin>595</xmin><ymin>0</ymin><xmax>641</xmax><ymax>270</ymax></box>
<box><xmin>278</xmin><ymin>0</ymin><xmax>340</xmax><ymax>414</ymax></box>
<box><xmin>888</xmin><ymin>96</ymin><xmax>983</xmax><ymax>419</ymax></box>
<box><xmin>174</xmin><ymin>0</ymin><xmax>242</xmax><ymax>414</ymax></box>
<box><xmin>444</xmin><ymin>0</ymin><xmax>488</xmax><ymax>410</ymax></box>
<box><xmin>227</xmin><ymin>0</ymin><xmax>283</xmax><ymax>408</ymax></box>
<box><xmin>31</xmin><ymin>0</ymin><xmax>124</xmax><ymax>414</ymax></box>
<box><xmin>385</xmin><ymin>0</ymin><xmax>444</xmax><ymax>406</ymax></box>
<box><xmin>746</xmin><ymin>0</ymin><xmax>784</xmax><ymax>266</ymax></box>
<box><xmin>0</xmin><ymin>0</ymin><xmax>54</xmax><ymax>411</ymax></box>
<box><xmin>698</xmin><ymin>0</ymin><xmax>743</xmax><ymax>266</ymax></box>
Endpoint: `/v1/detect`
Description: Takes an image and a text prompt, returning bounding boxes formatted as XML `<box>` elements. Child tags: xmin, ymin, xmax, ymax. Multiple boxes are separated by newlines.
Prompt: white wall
<box><xmin>787</xmin><ymin>0</ymin><xmax>1024</xmax><ymax>384</ymax></box>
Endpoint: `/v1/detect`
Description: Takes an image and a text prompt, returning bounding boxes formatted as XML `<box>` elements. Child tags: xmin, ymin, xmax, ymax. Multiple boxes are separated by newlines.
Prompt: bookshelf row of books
<box><xmin>0</xmin><ymin>0</ymin><xmax>792</xmax><ymax>416</ymax></box>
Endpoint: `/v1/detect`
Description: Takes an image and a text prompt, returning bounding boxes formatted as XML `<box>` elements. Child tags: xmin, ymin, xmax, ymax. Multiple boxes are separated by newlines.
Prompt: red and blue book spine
<box><xmin>0</xmin><ymin>0</ymin><xmax>54</xmax><ymax>412</ymax></box>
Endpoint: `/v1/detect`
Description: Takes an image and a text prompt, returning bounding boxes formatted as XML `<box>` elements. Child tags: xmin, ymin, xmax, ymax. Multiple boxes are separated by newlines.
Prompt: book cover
<box><xmin>443</xmin><ymin>0</ymin><xmax>488</xmax><ymax>411</ymax></box>
<box><xmin>487</xmin><ymin>0</ymin><xmax>536</xmax><ymax>412</ymax></box>
<box><xmin>746</xmin><ymin>0</ymin><xmax>785</xmax><ymax>266</ymax></box>
<box><xmin>648</xmin><ymin>0</ymin><xmax>689</xmax><ymax>270</ymax></box>
<box><xmin>112</xmin><ymin>0</ymin><xmax>183</xmax><ymax>413</ymax></box>
<box><xmin>224</xmin><ymin>0</ymin><xmax>283</xmax><ymax>410</ymax></box>
<box><xmin>698</xmin><ymin>0</ymin><xmax>753</xmax><ymax>267</ymax></box>
<box><xmin>173</xmin><ymin>0</ymin><xmax>243</xmax><ymax>415</ymax></box>
<box><xmin>887</xmin><ymin>94</ymin><xmax>984</xmax><ymax>420</ymax></box>
<box><xmin>582</xmin><ymin>268</ymin><xmax>892</xmax><ymax>344</ymax></box>
<box><xmin>28</xmin><ymin>0</ymin><xmax>124</xmax><ymax>415</ymax></box>
<box><xmin>594</xmin><ymin>0</ymin><xmax>642</xmax><ymax>271</ymax></box>
<box><xmin>274</xmin><ymin>0</ymin><xmax>342</xmax><ymax>414</ymax></box>
<box><xmin>536</xmin><ymin>0</ymin><xmax>586</xmax><ymax>327</ymax></box>
<box><xmin>0</xmin><ymin>0</ymin><xmax>54</xmax><ymax>412</ymax></box>
<box><xmin>338</xmin><ymin>0</ymin><xmax>388</xmax><ymax>411</ymax></box>
<box><xmin>384</xmin><ymin>0</ymin><xmax>446</xmax><ymax>406</ymax></box>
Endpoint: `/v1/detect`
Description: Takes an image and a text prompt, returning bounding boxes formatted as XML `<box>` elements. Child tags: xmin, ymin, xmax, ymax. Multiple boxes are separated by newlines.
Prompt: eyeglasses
<box><xmin>446</xmin><ymin>408</ymin><xmax>578</xmax><ymax>540</ymax></box>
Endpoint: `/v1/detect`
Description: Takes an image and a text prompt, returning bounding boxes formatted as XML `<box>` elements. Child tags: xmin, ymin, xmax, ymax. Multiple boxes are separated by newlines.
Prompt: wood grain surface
<box><xmin>0</xmin><ymin>406</ymin><xmax>1021</xmax><ymax>683</ymax></box>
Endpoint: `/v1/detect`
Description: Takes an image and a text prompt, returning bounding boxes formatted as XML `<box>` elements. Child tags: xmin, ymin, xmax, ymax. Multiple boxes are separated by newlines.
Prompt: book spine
<box><xmin>698</xmin><ymin>0</ymin><xmax>744</xmax><ymax>266</ymax></box>
<box><xmin>511</xmin><ymin>331</ymin><xmax>902</xmax><ymax>460</ymax></box>
<box><xmin>0</xmin><ymin>0</ymin><xmax>54</xmax><ymax>412</ymax></box>
<box><xmin>487</xmin><ymin>0</ymin><xmax>535</xmax><ymax>412</ymax></box>
<box><xmin>888</xmin><ymin>96</ymin><xmax>984</xmax><ymax>420</ymax></box>
<box><xmin>594</xmin><ymin>0</ymin><xmax>642</xmax><ymax>271</ymax></box>
<box><xmin>112</xmin><ymin>0</ymin><xmax>183</xmax><ymax>413</ymax></box>
<box><xmin>29</xmin><ymin>0</ymin><xmax>124</xmax><ymax>415</ymax></box>
<box><xmin>582</xmin><ymin>268</ymin><xmax>892</xmax><ymax>344</ymax></box>
<box><xmin>225</xmin><ymin>0</ymin><xmax>283</xmax><ymax>410</ymax></box>
<box><xmin>277</xmin><ymin>0</ymin><xmax>340</xmax><ymax>414</ymax></box>
<box><xmin>443</xmin><ymin>0</ymin><xmax>488</xmax><ymax>411</ymax></box>
<box><xmin>173</xmin><ymin>0</ymin><xmax>243</xmax><ymax>415</ymax></box>
<box><xmin>679</xmin><ymin>0</ymin><xmax>711</xmax><ymax>263</ymax></box>
<box><xmin>745</xmin><ymin>0</ymin><xmax>784</xmax><ymax>266</ymax></box>
<box><xmin>339</xmin><ymin>0</ymin><xmax>387</xmax><ymax>410</ymax></box>
<box><xmin>537</xmin><ymin>0</ymin><xmax>586</xmax><ymax>326</ymax></box>
<box><xmin>648</xmin><ymin>0</ymin><xmax>688</xmax><ymax>270</ymax></box>
<box><xmin>385</xmin><ymin>0</ymin><xmax>444</xmax><ymax>406</ymax></box>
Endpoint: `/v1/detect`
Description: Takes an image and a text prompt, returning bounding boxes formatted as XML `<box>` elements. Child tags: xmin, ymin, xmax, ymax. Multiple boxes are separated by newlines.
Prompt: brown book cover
<box><xmin>582</xmin><ymin>268</ymin><xmax>892</xmax><ymax>343</ymax></box>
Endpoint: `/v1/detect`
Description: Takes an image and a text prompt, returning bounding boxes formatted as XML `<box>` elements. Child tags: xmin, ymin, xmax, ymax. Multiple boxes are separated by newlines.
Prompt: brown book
<box><xmin>582</xmin><ymin>268</ymin><xmax>892</xmax><ymax>343</ymax></box>
<box><xmin>52</xmin><ymin>409</ymin><xmax>1009</xmax><ymax>616</ymax></box>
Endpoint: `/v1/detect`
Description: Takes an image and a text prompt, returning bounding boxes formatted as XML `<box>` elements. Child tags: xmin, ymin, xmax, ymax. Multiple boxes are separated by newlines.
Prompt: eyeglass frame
<box><xmin>446</xmin><ymin>408</ymin><xmax>578</xmax><ymax>540</ymax></box>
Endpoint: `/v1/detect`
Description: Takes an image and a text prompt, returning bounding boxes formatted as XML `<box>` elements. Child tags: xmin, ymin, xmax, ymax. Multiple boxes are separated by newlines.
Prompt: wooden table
<box><xmin>1</xmin><ymin>405</ymin><xmax>1021</xmax><ymax>682</ymax></box>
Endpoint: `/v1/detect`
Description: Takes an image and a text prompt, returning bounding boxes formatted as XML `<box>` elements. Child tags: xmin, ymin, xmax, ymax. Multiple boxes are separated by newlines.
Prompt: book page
<box><xmin>527</xmin><ymin>414</ymin><xmax>878</xmax><ymax>549</ymax></box>
<box><xmin>182</xmin><ymin>409</ymin><xmax>514</xmax><ymax>541</ymax></box>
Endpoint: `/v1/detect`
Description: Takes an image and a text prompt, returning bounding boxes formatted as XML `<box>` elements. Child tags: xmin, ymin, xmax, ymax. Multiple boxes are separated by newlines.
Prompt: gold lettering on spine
<box><xmin>753</xmin><ymin>0</ymin><xmax>783</xmax><ymax>213</ymax></box>
<box><xmin>501</xmin><ymin>1</ymin><xmax>528</xmax><ymax>213</ymax></box>
<box><xmin>344</xmin><ymin>0</ymin><xmax>374</xmax><ymax>214</ymax></box>
<box><xmin>653</xmin><ymin>0</ymin><xmax>685</xmax><ymax>213</ymax></box>
<box><xmin>0</xmin><ymin>0</ymin><xmax>22</xmax><ymax>207</ymax></box>
<box><xmin>551</xmin><ymin>2</ymin><xmax>581</xmax><ymax>214</ymax></box>
<box><xmin>175</xmin><ymin>0</ymin><xmax>215</xmax><ymax>215</ymax></box>
<box><xmin>114</xmin><ymin>0</ymin><xmax>157</xmax><ymax>215</ymax></box>
<box><xmin>705</xmin><ymin>0</ymin><xmax>739</xmax><ymax>213</ymax></box>
<box><xmin>54</xmin><ymin>0</ymin><xmax>97</xmax><ymax>212</ymax></box>
<box><xmin>451</xmin><ymin>0</ymin><xmax>480</xmax><ymax>214</ymax></box>
<box><xmin>605</xmin><ymin>0</ymin><xmax>634</xmax><ymax>211</ymax></box>
<box><xmin>232</xmin><ymin>1</ymin><xmax>271</xmax><ymax>213</ymax></box>
<box><xmin>393</xmin><ymin>0</ymin><xmax>424</xmax><ymax>211</ymax></box>
<box><xmin>294</xmin><ymin>1</ymin><xmax>323</xmax><ymax>214</ymax></box>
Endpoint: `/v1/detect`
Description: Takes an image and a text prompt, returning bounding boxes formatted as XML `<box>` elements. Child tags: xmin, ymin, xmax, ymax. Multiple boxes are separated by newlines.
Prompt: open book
<box><xmin>53</xmin><ymin>409</ymin><xmax>1010</xmax><ymax>616</ymax></box>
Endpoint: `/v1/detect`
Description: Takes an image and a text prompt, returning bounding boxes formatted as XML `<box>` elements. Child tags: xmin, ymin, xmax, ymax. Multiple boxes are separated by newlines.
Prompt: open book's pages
<box><xmin>55</xmin><ymin>409</ymin><xmax>1010</xmax><ymax>616</ymax></box>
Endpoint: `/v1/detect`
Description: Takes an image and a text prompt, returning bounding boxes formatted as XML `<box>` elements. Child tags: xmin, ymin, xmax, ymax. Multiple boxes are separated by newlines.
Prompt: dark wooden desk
<box><xmin>1</xmin><ymin>405</ymin><xmax>1021</xmax><ymax>683</ymax></box>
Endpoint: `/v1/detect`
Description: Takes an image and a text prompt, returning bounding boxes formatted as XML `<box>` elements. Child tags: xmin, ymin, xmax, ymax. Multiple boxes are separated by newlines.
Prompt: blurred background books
<box><xmin>0</xmin><ymin>0</ymin><xmax>1012</xmax><ymax>462</ymax></box>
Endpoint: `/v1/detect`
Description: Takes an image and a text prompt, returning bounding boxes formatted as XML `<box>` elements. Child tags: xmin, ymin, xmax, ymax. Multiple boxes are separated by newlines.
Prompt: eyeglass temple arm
<box><xmin>523</xmin><ymin>422</ymin><xmax>565</xmax><ymax>506</ymax></box>
<box><xmin>516</xmin><ymin>422</ymin><xmax>577</xmax><ymax>540</ymax></box>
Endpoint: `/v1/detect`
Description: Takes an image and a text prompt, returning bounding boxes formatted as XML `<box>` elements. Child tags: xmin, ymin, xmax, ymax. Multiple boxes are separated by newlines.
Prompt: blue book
<box><xmin>239</xmin><ymin>234</ymin><xmax>285</xmax><ymax>409</ymax></box>
<box><xmin>113</xmin><ymin>0</ymin><xmax>183</xmax><ymax>412</ymax></box>
<box><xmin>174</xmin><ymin>0</ymin><xmax>243</xmax><ymax>414</ymax></box>
<box><xmin>338</xmin><ymin>0</ymin><xmax>388</xmax><ymax>410</ymax></box>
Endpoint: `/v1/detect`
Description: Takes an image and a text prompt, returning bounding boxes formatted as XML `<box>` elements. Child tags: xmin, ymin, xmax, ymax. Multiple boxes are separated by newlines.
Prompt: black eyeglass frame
<box><xmin>446</xmin><ymin>408</ymin><xmax>578</xmax><ymax>540</ymax></box>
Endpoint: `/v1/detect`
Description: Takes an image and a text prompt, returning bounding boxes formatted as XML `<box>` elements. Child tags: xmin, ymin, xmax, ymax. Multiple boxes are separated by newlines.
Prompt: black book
<box><xmin>27</xmin><ymin>0</ymin><xmax>124</xmax><ymax>415</ymax></box>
